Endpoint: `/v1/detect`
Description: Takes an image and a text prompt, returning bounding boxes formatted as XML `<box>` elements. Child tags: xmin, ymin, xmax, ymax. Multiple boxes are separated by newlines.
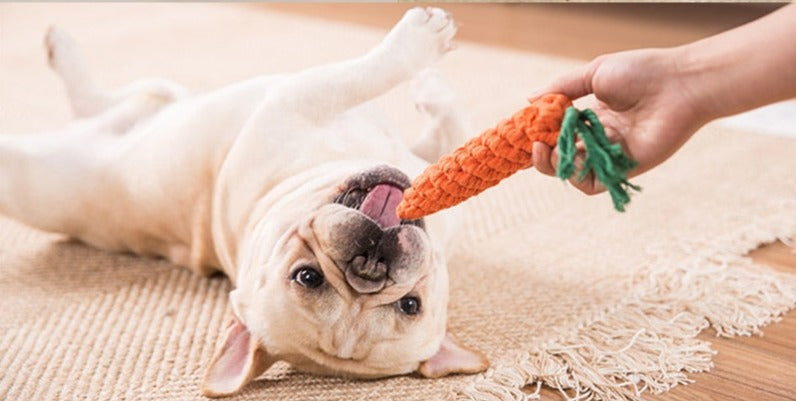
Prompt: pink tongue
<box><xmin>359</xmin><ymin>184</ymin><xmax>403</xmax><ymax>228</ymax></box>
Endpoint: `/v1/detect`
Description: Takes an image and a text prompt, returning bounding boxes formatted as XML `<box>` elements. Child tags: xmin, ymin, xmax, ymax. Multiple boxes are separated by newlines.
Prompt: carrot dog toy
<box><xmin>396</xmin><ymin>93</ymin><xmax>640</xmax><ymax>220</ymax></box>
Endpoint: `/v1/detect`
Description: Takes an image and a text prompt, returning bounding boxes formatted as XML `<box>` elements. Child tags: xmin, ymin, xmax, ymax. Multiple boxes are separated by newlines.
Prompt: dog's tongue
<box><xmin>359</xmin><ymin>184</ymin><xmax>403</xmax><ymax>228</ymax></box>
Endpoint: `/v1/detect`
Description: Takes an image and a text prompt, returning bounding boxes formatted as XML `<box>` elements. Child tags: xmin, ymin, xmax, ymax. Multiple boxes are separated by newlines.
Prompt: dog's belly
<box><xmin>68</xmin><ymin>77</ymin><xmax>287</xmax><ymax>271</ymax></box>
<box><xmin>57</xmin><ymin>74</ymin><xmax>433</xmax><ymax>275</ymax></box>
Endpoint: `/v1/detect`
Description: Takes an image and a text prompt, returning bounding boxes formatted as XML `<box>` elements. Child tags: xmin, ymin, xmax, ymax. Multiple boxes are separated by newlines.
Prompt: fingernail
<box><xmin>527</xmin><ymin>88</ymin><xmax>544</xmax><ymax>103</ymax></box>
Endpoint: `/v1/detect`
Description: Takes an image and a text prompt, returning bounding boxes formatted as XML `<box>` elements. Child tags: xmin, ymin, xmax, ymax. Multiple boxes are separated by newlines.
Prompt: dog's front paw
<box><xmin>411</xmin><ymin>69</ymin><xmax>456</xmax><ymax>117</ymax></box>
<box><xmin>381</xmin><ymin>7</ymin><xmax>457</xmax><ymax>72</ymax></box>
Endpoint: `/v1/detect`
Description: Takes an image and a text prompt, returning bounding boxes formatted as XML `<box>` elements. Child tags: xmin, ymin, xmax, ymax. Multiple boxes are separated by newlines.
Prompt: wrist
<box><xmin>670</xmin><ymin>44</ymin><xmax>727</xmax><ymax>126</ymax></box>
<box><xmin>672</xmin><ymin>5</ymin><xmax>796</xmax><ymax>122</ymax></box>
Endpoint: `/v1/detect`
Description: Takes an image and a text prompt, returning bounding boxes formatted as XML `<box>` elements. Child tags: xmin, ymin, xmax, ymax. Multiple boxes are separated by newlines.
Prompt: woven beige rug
<box><xmin>1</xmin><ymin>4</ymin><xmax>794</xmax><ymax>401</ymax></box>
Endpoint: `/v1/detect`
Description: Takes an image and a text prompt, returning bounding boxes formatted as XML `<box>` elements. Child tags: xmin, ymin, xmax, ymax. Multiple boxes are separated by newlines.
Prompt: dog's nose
<box><xmin>314</xmin><ymin>208</ymin><xmax>428</xmax><ymax>294</ymax></box>
<box><xmin>345</xmin><ymin>253</ymin><xmax>389</xmax><ymax>293</ymax></box>
<box><xmin>338</xmin><ymin>225</ymin><xmax>428</xmax><ymax>294</ymax></box>
<box><xmin>350</xmin><ymin>255</ymin><xmax>387</xmax><ymax>281</ymax></box>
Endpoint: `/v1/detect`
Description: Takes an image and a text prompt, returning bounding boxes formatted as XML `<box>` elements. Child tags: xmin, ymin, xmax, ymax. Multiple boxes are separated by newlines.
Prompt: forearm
<box><xmin>675</xmin><ymin>4</ymin><xmax>796</xmax><ymax>121</ymax></box>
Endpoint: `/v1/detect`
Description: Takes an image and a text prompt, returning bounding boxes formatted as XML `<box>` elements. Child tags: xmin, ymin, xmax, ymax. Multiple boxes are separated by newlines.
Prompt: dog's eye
<box><xmin>293</xmin><ymin>266</ymin><xmax>324</xmax><ymax>289</ymax></box>
<box><xmin>397</xmin><ymin>296</ymin><xmax>420</xmax><ymax>315</ymax></box>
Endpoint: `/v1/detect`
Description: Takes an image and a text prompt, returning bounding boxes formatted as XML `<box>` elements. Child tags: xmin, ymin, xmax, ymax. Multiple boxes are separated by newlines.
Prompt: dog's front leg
<box><xmin>267</xmin><ymin>7</ymin><xmax>456</xmax><ymax>124</ymax></box>
<box><xmin>210</xmin><ymin>8</ymin><xmax>458</xmax><ymax>272</ymax></box>
<box><xmin>409</xmin><ymin>69</ymin><xmax>473</xmax><ymax>163</ymax></box>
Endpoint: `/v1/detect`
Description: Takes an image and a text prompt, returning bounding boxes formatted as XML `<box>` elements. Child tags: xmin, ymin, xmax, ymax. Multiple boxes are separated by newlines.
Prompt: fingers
<box><xmin>560</xmin><ymin>150</ymin><xmax>607</xmax><ymax>195</ymax></box>
<box><xmin>567</xmin><ymin>167</ymin><xmax>606</xmax><ymax>196</ymax></box>
<box><xmin>531</xmin><ymin>141</ymin><xmax>607</xmax><ymax>195</ymax></box>
<box><xmin>528</xmin><ymin>59</ymin><xmax>599</xmax><ymax>102</ymax></box>
<box><xmin>532</xmin><ymin>142</ymin><xmax>555</xmax><ymax>176</ymax></box>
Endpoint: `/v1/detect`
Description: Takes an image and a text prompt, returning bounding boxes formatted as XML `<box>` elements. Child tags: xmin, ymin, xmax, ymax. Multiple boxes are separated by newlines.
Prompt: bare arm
<box><xmin>680</xmin><ymin>3</ymin><xmax>796</xmax><ymax>119</ymax></box>
<box><xmin>531</xmin><ymin>4</ymin><xmax>796</xmax><ymax>195</ymax></box>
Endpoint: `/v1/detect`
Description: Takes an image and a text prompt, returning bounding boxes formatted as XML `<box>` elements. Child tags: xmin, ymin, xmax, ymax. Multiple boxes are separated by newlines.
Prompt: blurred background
<box><xmin>2</xmin><ymin>3</ymin><xmax>793</xmax><ymax>136</ymax></box>
<box><xmin>266</xmin><ymin>3</ymin><xmax>781</xmax><ymax>59</ymax></box>
<box><xmin>265</xmin><ymin>2</ymin><xmax>794</xmax><ymax>138</ymax></box>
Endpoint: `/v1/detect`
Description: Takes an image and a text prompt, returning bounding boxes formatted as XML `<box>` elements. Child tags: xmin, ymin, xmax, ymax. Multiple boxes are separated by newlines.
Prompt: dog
<box><xmin>0</xmin><ymin>7</ymin><xmax>488</xmax><ymax>397</ymax></box>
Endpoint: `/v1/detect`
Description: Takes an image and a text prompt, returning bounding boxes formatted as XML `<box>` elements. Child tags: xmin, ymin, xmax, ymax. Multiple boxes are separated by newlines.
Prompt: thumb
<box><xmin>528</xmin><ymin>59</ymin><xmax>599</xmax><ymax>102</ymax></box>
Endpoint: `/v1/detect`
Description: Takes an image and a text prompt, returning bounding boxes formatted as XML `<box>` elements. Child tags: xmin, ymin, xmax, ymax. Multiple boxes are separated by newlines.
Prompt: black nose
<box><xmin>316</xmin><ymin>207</ymin><xmax>428</xmax><ymax>294</ymax></box>
<box><xmin>349</xmin><ymin>254</ymin><xmax>388</xmax><ymax>282</ymax></box>
<box><xmin>343</xmin><ymin>224</ymin><xmax>424</xmax><ymax>294</ymax></box>
<box><xmin>344</xmin><ymin>236</ymin><xmax>398</xmax><ymax>294</ymax></box>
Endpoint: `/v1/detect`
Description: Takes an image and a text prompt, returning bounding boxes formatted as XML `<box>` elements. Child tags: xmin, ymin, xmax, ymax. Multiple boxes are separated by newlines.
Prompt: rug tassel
<box><xmin>454</xmin><ymin>202</ymin><xmax>796</xmax><ymax>401</ymax></box>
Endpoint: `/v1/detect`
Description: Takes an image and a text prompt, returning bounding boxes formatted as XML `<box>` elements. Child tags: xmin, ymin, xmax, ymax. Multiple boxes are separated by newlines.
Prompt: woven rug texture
<box><xmin>1</xmin><ymin>4</ymin><xmax>794</xmax><ymax>401</ymax></box>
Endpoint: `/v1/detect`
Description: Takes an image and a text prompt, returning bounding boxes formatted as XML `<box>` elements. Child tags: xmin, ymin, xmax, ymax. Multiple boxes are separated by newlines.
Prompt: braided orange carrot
<box><xmin>396</xmin><ymin>93</ymin><xmax>639</xmax><ymax>220</ymax></box>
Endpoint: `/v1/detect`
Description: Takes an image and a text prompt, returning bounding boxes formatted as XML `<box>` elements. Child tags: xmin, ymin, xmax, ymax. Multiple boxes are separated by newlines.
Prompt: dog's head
<box><xmin>202</xmin><ymin>165</ymin><xmax>487</xmax><ymax>397</ymax></box>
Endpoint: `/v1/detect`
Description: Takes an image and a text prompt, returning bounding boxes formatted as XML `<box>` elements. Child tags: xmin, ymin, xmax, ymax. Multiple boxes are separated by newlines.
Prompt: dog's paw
<box><xmin>381</xmin><ymin>7</ymin><xmax>457</xmax><ymax>72</ymax></box>
<box><xmin>411</xmin><ymin>69</ymin><xmax>456</xmax><ymax>117</ymax></box>
<box><xmin>119</xmin><ymin>78</ymin><xmax>189</xmax><ymax>105</ymax></box>
<box><xmin>44</xmin><ymin>26</ymin><xmax>80</xmax><ymax>72</ymax></box>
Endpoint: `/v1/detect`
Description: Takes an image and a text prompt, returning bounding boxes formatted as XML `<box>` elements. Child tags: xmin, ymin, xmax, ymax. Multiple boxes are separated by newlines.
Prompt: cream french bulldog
<box><xmin>0</xmin><ymin>7</ymin><xmax>488</xmax><ymax>397</ymax></box>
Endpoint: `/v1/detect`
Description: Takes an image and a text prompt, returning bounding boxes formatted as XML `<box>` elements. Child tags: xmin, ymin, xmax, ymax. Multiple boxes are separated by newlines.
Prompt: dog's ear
<box><xmin>201</xmin><ymin>317</ymin><xmax>273</xmax><ymax>397</ymax></box>
<box><xmin>418</xmin><ymin>332</ymin><xmax>488</xmax><ymax>378</ymax></box>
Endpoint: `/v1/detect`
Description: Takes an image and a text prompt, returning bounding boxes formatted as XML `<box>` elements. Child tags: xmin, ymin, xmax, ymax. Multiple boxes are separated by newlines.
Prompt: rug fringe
<box><xmin>454</xmin><ymin>200</ymin><xmax>796</xmax><ymax>401</ymax></box>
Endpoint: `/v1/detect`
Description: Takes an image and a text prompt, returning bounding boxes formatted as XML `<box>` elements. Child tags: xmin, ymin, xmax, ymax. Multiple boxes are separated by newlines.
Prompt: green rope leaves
<box><xmin>556</xmin><ymin>106</ymin><xmax>641</xmax><ymax>212</ymax></box>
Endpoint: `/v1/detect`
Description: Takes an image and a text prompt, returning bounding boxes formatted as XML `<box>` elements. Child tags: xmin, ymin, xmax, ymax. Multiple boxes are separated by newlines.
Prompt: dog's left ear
<box><xmin>418</xmin><ymin>332</ymin><xmax>488</xmax><ymax>378</ymax></box>
<box><xmin>201</xmin><ymin>318</ymin><xmax>274</xmax><ymax>398</ymax></box>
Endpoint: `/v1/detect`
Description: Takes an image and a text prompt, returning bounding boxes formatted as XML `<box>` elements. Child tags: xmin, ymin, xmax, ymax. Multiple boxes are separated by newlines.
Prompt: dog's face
<box><xmin>202</xmin><ymin>165</ymin><xmax>487</xmax><ymax>397</ymax></box>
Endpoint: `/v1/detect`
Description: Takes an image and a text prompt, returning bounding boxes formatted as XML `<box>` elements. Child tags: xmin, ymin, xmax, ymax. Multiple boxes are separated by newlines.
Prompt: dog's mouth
<box><xmin>334</xmin><ymin>166</ymin><xmax>424</xmax><ymax>230</ymax></box>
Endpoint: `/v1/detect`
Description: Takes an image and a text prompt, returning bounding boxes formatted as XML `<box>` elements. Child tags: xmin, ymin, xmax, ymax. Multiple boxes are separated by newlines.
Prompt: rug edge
<box><xmin>452</xmin><ymin>197</ymin><xmax>796</xmax><ymax>401</ymax></box>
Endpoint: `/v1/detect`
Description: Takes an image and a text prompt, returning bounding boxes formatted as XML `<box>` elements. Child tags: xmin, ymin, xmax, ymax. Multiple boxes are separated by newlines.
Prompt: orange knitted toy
<box><xmin>396</xmin><ymin>93</ymin><xmax>639</xmax><ymax>220</ymax></box>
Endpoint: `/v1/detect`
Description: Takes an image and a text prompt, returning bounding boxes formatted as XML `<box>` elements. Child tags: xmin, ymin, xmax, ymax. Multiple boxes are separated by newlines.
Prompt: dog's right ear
<box><xmin>201</xmin><ymin>317</ymin><xmax>273</xmax><ymax>398</ymax></box>
<box><xmin>418</xmin><ymin>332</ymin><xmax>488</xmax><ymax>378</ymax></box>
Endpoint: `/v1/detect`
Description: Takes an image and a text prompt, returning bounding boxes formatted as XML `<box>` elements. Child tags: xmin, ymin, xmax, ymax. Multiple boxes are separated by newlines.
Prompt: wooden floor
<box><xmin>264</xmin><ymin>4</ymin><xmax>795</xmax><ymax>401</ymax></box>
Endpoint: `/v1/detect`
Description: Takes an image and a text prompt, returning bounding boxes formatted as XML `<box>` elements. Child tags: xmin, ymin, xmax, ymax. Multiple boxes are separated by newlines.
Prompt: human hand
<box><xmin>530</xmin><ymin>48</ymin><xmax>709</xmax><ymax>195</ymax></box>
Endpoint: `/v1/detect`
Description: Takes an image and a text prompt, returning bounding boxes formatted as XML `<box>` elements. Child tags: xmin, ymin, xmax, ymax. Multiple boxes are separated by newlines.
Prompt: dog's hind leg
<box><xmin>44</xmin><ymin>26</ymin><xmax>110</xmax><ymax>117</ymax></box>
<box><xmin>46</xmin><ymin>26</ymin><xmax>188</xmax><ymax>119</ymax></box>
<box><xmin>0</xmin><ymin>126</ymin><xmax>106</xmax><ymax>237</ymax></box>
<box><xmin>0</xmin><ymin>28</ymin><xmax>159</xmax><ymax>240</ymax></box>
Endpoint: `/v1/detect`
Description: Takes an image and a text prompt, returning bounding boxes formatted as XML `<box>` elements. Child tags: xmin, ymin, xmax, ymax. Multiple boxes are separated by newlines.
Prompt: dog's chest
<box><xmin>280</xmin><ymin>111</ymin><xmax>407</xmax><ymax>168</ymax></box>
